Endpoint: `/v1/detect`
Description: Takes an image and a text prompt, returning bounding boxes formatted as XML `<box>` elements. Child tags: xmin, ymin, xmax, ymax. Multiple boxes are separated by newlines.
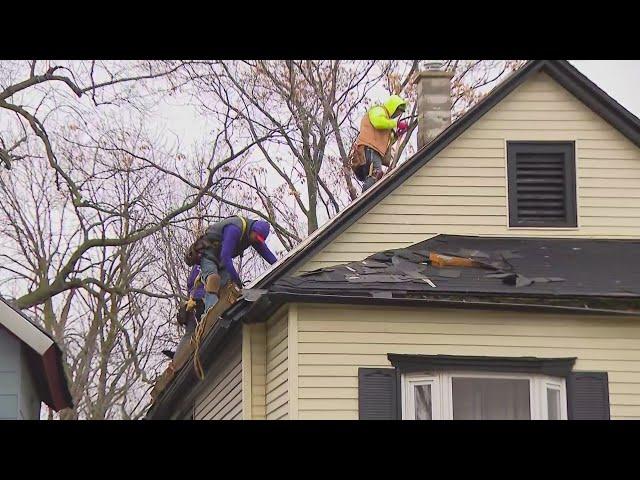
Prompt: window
<box><xmin>402</xmin><ymin>372</ymin><xmax>567</xmax><ymax>420</ymax></box>
<box><xmin>507</xmin><ymin>141</ymin><xmax>577</xmax><ymax>228</ymax></box>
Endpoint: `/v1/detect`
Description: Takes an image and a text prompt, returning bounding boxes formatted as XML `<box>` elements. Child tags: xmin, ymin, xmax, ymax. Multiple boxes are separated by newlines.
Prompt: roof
<box><xmin>146</xmin><ymin>59</ymin><xmax>640</xmax><ymax>418</ymax></box>
<box><xmin>0</xmin><ymin>296</ymin><xmax>73</xmax><ymax>412</ymax></box>
<box><xmin>147</xmin><ymin>235</ymin><xmax>640</xmax><ymax>419</ymax></box>
<box><xmin>247</xmin><ymin>59</ymin><xmax>640</xmax><ymax>290</ymax></box>
<box><xmin>271</xmin><ymin>234</ymin><xmax>640</xmax><ymax>302</ymax></box>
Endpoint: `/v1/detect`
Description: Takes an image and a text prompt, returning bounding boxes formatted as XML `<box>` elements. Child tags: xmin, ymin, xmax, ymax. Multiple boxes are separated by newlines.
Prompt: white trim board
<box><xmin>0</xmin><ymin>298</ymin><xmax>53</xmax><ymax>356</ymax></box>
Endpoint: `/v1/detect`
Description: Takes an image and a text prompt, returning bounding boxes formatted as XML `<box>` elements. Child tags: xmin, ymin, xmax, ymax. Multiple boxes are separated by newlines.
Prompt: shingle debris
<box><xmin>273</xmin><ymin>235</ymin><xmax>640</xmax><ymax>299</ymax></box>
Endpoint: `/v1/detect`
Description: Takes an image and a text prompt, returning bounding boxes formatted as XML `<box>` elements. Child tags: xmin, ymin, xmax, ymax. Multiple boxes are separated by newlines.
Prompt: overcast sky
<box><xmin>570</xmin><ymin>60</ymin><xmax>640</xmax><ymax>116</ymax></box>
<box><xmin>157</xmin><ymin>61</ymin><xmax>640</xmax><ymax>149</ymax></box>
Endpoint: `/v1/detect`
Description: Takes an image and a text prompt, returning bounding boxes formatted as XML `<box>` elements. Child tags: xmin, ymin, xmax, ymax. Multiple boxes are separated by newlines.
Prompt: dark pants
<box><xmin>356</xmin><ymin>147</ymin><xmax>384</xmax><ymax>192</ymax></box>
<box><xmin>174</xmin><ymin>299</ymin><xmax>205</xmax><ymax>361</ymax></box>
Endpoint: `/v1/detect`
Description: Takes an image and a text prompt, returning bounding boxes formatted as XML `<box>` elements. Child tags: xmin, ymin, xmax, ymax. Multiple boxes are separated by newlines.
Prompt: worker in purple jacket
<box><xmin>184</xmin><ymin>216</ymin><xmax>278</xmax><ymax>317</ymax></box>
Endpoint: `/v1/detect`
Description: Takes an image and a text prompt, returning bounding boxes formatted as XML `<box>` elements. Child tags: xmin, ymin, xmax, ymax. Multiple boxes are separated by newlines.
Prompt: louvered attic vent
<box><xmin>507</xmin><ymin>142</ymin><xmax>577</xmax><ymax>227</ymax></box>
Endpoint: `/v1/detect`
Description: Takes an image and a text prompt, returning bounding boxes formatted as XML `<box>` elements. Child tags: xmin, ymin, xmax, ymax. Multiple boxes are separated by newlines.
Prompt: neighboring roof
<box><xmin>0</xmin><ymin>296</ymin><xmax>73</xmax><ymax>412</ymax></box>
<box><xmin>247</xmin><ymin>59</ymin><xmax>640</xmax><ymax>290</ymax></box>
<box><xmin>271</xmin><ymin>235</ymin><xmax>640</xmax><ymax>302</ymax></box>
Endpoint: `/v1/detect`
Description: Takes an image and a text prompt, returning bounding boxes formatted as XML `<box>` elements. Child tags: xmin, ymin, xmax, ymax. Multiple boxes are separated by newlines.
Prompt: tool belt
<box><xmin>349</xmin><ymin>144</ymin><xmax>367</xmax><ymax>172</ymax></box>
<box><xmin>185</xmin><ymin>236</ymin><xmax>220</xmax><ymax>267</ymax></box>
<box><xmin>350</xmin><ymin>144</ymin><xmax>391</xmax><ymax>178</ymax></box>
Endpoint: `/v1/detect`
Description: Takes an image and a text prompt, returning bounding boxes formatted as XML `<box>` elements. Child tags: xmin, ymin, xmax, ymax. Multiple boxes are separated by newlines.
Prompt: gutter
<box><xmin>265</xmin><ymin>292</ymin><xmax>640</xmax><ymax>317</ymax></box>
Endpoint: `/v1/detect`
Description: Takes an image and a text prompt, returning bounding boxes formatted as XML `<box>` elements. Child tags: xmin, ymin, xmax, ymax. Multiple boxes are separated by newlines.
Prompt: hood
<box><xmin>251</xmin><ymin>220</ymin><xmax>271</xmax><ymax>242</ymax></box>
<box><xmin>383</xmin><ymin>95</ymin><xmax>407</xmax><ymax>117</ymax></box>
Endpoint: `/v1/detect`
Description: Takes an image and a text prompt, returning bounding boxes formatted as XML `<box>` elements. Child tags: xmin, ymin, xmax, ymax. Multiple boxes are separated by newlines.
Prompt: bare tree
<box><xmin>177</xmin><ymin>60</ymin><xmax>393</xmax><ymax>238</ymax></box>
<box><xmin>0</xmin><ymin>154</ymin><xmax>158</xmax><ymax>418</ymax></box>
<box><xmin>0</xmin><ymin>61</ymin><xmax>274</xmax><ymax>417</ymax></box>
<box><xmin>175</xmin><ymin>60</ymin><xmax>524</xmax><ymax>244</ymax></box>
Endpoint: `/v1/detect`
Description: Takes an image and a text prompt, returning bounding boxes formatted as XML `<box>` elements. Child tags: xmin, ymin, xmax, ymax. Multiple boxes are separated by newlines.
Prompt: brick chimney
<box><xmin>413</xmin><ymin>62</ymin><xmax>454</xmax><ymax>149</ymax></box>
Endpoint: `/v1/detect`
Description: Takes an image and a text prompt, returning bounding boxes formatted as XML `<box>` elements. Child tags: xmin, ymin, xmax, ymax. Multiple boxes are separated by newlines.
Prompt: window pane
<box><xmin>414</xmin><ymin>384</ymin><xmax>432</xmax><ymax>420</ymax></box>
<box><xmin>452</xmin><ymin>377</ymin><xmax>530</xmax><ymax>420</ymax></box>
<box><xmin>547</xmin><ymin>387</ymin><xmax>561</xmax><ymax>420</ymax></box>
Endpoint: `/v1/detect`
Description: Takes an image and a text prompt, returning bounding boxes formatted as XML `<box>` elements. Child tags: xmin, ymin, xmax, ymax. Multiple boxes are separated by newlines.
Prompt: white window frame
<box><xmin>402</xmin><ymin>374</ymin><xmax>441</xmax><ymax>420</ymax></box>
<box><xmin>539</xmin><ymin>377</ymin><xmax>567</xmax><ymax>420</ymax></box>
<box><xmin>402</xmin><ymin>371</ymin><xmax>567</xmax><ymax>420</ymax></box>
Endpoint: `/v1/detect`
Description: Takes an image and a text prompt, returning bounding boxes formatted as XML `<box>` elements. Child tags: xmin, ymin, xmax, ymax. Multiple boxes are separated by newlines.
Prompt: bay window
<box><xmin>403</xmin><ymin>371</ymin><xmax>567</xmax><ymax>420</ymax></box>
<box><xmin>358</xmin><ymin>355</ymin><xmax>610</xmax><ymax>420</ymax></box>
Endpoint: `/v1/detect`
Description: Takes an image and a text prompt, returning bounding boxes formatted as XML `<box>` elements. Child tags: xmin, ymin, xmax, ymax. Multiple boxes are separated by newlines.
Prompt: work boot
<box><xmin>362</xmin><ymin>175</ymin><xmax>377</xmax><ymax>192</ymax></box>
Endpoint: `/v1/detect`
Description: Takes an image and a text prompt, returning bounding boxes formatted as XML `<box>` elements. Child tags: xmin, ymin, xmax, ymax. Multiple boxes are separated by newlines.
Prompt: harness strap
<box><xmin>239</xmin><ymin>216</ymin><xmax>248</xmax><ymax>239</ymax></box>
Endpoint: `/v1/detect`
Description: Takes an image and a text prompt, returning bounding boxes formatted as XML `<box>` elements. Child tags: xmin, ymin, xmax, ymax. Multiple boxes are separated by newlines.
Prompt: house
<box><xmin>0</xmin><ymin>297</ymin><xmax>73</xmax><ymax>419</ymax></box>
<box><xmin>147</xmin><ymin>59</ymin><xmax>640</xmax><ymax>420</ymax></box>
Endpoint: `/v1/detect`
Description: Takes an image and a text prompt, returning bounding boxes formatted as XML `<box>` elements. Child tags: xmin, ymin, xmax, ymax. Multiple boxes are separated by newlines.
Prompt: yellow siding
<box><xmin>194</xmin><ymin>331</ymin><xmax>242</xmax><ymax>420</ymax></box>
<box><xmin>295</xmin><ymin>304</ymin><xmax>640</xmax><ymax>420</ymax></box>
<box><xmin>302</xmin><ymin>71</ymin><xmax>640</xmax><ymax>271</ymax></box>
<box><xmin>266</xmin><ymin>312</ymin><xmax>289</xmax><ymax>420</ymax></box>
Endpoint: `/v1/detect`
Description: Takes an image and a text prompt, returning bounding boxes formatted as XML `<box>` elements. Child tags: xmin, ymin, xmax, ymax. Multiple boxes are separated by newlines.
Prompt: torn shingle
<box><xmin>485</xmin><ymin>272</ymin><xmax>514</xmax><ymax>279</ymax></box>
<box><xmin>299</xmin><ymin>268</ymin><xmax>334</xmax><ymax>277</ymax></box>
<box><xmin>392</xmin><ymin>256</ymin><xmax>421</xmax><ymax>273</ymax></box>
<box><xmin>346</xmin><ymin>274</ymin><xmax>415</xmax><ymax>283</ymax></box>
<box><xmin>392</xmin><ymin>249</ymin><xmax>426</xmax><ymax>263</ymax></box>
<box><xmin>361</xmin><ymin>260</ymin><xmax>389</xmax><ymax>268</ymax></box>
<box><xmin>515</xmin><ymin>275</ymin><xmax>534</xmax><ymax>288</ymax></box>
<box><xmin>455</xmin><ymin>248</ymin><xmax>490</xmax><ymax>259</ymax></box>
<box><xmin>369</xmin><ymin>252</ymin><xmax>394</xmax><ymax>262</ymax></box>
<box><xmin>422</xmin><ymin>278</ymin><xmax>437</xmax><ymax>288</ymax></box>
<box><xmin>279</xmin><ymin>235</ymin><xmax>640</xmax><ymax>299</ymax></box>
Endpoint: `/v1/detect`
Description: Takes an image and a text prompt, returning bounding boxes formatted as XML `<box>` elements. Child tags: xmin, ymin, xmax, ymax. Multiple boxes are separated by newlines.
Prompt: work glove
<box><xmin>396</xmin><ymin>120</ymin><xmax>409</xmax><ymax>135</ymax></box>
<box><xmin>185</xmin><ymin>297</ymin><xmax>197</xmax><ymax>311</ymax></box>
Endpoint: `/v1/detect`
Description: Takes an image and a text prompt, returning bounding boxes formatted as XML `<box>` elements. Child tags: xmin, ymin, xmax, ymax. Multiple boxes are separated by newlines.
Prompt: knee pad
<box><xmin>205</xmin><ymin>274</ymin><xmax>221</xmax><ymax>294</ymax></box>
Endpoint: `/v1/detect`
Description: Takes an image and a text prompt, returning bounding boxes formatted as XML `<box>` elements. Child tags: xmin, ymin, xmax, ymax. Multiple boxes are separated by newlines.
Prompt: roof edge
<box><xmin>0</xmin><ymin>296</ymin><xmax>54</xmax><ymax>355</ymax></box>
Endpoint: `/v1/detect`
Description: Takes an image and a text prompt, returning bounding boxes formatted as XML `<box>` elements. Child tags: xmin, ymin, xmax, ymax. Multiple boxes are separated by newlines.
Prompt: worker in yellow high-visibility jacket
<box><xmin>352</xmin><ymin>95</ymin><xmax>409</xmax><ymax>192</ymax></box>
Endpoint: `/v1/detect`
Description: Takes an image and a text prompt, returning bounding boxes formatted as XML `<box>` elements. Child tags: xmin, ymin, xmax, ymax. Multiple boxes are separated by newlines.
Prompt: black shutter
<box><xmin>567</xmin><ymin>372</ymin><xmax>610</xmax><ymax>420</ymax></box>
<box><xmin>507</xmin><ymin>142</ymin><xmax>577</xmax><ymax>227</ymax></box>
<box><xmin>358</xmin><ymin>368</ymin><xmax>398</xmax><ymax>420</ymax></box>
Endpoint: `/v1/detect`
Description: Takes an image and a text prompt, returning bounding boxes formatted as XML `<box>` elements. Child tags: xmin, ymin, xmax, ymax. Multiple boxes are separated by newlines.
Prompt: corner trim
<box><xmin>287</xmin><ymin>304</ymin><xmax>299</xmax><ymax>420</ymax></box>
<box><xmin>388</xmin><ymin>354</ymin><xmax>577</xmax><ymax>377</ymax></box>
<box><xmin>241</xmin><ymin>323</ymin><xmax>252</xmax><ymax>420</ymax></box>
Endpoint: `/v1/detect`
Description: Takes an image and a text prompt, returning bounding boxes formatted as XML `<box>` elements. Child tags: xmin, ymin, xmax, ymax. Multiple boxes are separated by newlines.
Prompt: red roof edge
<box><xmin>41</xmin><ymin>344</ymin><xmax>73</xmax><ymax>411</ymax></box>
